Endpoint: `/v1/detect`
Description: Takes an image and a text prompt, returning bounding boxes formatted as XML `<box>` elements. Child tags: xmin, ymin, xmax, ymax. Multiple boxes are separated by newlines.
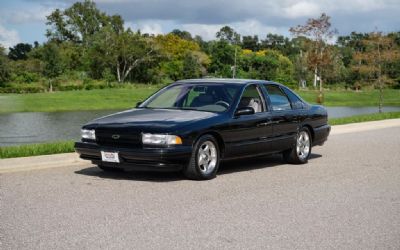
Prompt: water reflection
<box><xmin>0</xmin><ymin>110</ymin><xmax>117</xmax><ymax>146</ymax></box>
<box><xmin>327</xmin><ymin>106</ymin><xmax>400</xmax><ymax>119</ymax></box>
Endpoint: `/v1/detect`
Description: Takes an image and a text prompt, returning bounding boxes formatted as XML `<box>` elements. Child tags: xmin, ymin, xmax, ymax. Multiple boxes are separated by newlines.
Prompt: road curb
<box><xmin>0</xmin><ymin>153</ymin><xmax>88</xmax><ymax>173</ymax></box>
<box><xmin>1</xmin><ymin>119</ymin><xmax>399</xmax><ymax>173</ymax></box>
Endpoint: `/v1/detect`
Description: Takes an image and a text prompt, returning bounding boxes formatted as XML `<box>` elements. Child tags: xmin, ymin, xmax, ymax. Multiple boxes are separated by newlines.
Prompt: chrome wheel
<box><xmin>296</xmin><ymin>131</ymin><xmax>310</xmax><ymax>160</ymax></box>
<box><xmin>197</xmin><ymin>141</ymin><xmax>217</xmax><ymax>174</ymax></box>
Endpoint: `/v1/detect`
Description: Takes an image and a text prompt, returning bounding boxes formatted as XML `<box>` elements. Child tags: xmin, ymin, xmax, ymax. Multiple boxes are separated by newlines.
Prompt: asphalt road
<box><xmin>1</xmin><ymin>127</ymin><xmax>400</xmax><ymax>250</ymax></box>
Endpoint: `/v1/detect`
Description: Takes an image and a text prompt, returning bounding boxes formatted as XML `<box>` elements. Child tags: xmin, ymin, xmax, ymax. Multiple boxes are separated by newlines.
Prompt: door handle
<box><xmin>285</xmin><ymin>115</ymin><xmax>294</xmax><ymax>120</ymax></box>
<box><xmin>256</xmin><ymin>121</ymin><xmax>276</xmax><ymax>127</ymax></box>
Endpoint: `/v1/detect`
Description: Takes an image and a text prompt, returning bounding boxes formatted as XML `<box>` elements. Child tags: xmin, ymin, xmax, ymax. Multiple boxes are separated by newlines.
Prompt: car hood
<box><xmin>86</xmin><ymin>108</ymin><xmax>219</xmax><ymax>131</ymax></box>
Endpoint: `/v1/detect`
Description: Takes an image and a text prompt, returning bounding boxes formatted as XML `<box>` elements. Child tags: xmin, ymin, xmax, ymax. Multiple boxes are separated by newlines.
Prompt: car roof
<box><xmin>176</xmin><ymin>78</ymin><xmax>278</xmax><ymax>85</ymax></box>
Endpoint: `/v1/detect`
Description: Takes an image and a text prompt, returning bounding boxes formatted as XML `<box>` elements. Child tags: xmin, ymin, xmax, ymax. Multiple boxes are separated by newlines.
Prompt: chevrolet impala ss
<box><xmin>75</xmin><ymin>79</ymin><xmax>330</xmax><ymax>180</ymax></box>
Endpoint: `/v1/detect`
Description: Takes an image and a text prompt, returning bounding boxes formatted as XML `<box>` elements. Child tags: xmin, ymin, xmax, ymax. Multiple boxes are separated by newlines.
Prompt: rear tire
<box><xmin>283</xmin><ymin>127</ymin><xmax>312</xmax><ymax>164</ymax></box>
<box><xmin>183</xmin><ymin>135</ymin><xmax>220</xmax><ymax>180</ymax></box>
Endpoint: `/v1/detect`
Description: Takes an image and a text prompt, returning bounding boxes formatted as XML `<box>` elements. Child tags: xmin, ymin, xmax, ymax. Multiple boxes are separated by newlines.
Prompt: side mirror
<box><xmin>136</xmin><ymin>101</ymin><xmax>143</xmax><ymax>108</ymax></box>
<box><xmin>235</xmin><ymin>107</ymin><xmax>255</xmax><ymax>116</ymax></box>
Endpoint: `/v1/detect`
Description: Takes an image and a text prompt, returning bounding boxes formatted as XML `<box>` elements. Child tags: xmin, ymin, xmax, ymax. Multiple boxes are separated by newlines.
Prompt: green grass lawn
<box><xmin>0</xmin><ymin>85</ymin><xmax>160</xmax><ymax>113</ymax></box>
<box><xmin>0</xmin><ymin>86</ymin><xmax>399</xmax><ymax>113</ymax></box>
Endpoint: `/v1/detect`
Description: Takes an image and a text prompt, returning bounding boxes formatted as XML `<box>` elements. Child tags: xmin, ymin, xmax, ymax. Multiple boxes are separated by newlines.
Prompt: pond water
<box><xmin>1</xmin><ymin>106</ymin><xmax>400</xmax><ymax>147</ymax></box>
<box><xmin>0</xmin><ymin>110</ymin><xmax>115</xmax><ymax>147</ymax></box>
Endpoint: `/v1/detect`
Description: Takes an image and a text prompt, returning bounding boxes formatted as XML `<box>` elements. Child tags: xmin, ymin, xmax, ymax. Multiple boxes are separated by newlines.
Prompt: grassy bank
<box><xmin>1</xmin><ymin>112</ymin><xmax>399</xmax><ymax>159</ymax></box>
<box><xmin>0</xmin><ymin>86</ymin><xmax>399</xmax><ymax>113</ymax></box>
<box><xmin>0</xmin><ymin>84</ymin><xmax>160</xmax><ymax>113</ymax></box>
<box><xmin>0</xmin><ymin>141</ymin><xmax>74</xmax><ymax>159</ymax></box>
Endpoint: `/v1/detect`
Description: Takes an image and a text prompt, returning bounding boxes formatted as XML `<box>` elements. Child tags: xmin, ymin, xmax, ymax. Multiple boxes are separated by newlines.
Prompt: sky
<box><xmin>0</xmin><ymin>0</ymin><xmax>399</xmax><ymax>48</ymax></box>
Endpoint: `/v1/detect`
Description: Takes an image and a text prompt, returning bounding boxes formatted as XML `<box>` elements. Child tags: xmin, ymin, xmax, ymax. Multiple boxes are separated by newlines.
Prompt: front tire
<box><xmin>283</xmin><ymin>127</ymin><xmax>312</xmax><ymax>164</ymax></box>
<box><xmin>183</xmin><ymin>135</ymin><xmax>220</xmax><ymax>180</ymax></box>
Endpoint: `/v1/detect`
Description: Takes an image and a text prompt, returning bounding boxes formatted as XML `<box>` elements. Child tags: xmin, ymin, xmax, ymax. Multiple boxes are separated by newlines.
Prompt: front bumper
<box><xmin>74</xmin><ymin>141</ymin><xmax>192</xmax><ymax>172</ymax></box>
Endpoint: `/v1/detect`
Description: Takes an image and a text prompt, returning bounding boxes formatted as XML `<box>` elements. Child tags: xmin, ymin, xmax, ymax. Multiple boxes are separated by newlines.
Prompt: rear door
<box><xmin>263</xmin><ymin>84</ymin><xmax>299</xmax><ymax>151</ymax></box>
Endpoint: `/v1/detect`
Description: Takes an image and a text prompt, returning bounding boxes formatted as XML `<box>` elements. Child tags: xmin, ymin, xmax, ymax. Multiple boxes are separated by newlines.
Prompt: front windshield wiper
<box><xmin>141</xmin><ymin>107</ymin><xmax>220</xmax><ymax>113</ymax></box>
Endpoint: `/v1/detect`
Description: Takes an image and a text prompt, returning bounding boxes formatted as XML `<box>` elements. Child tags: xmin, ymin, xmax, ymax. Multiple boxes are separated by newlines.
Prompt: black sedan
<box><xmin>75</xmin><ymin>79</ymin><xmax>330</xmax><ymax>180</ymax></box>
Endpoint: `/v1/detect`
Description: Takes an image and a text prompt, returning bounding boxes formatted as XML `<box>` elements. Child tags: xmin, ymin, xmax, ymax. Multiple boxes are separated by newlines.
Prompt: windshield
<box><xmin>141</xmin><ymin>83</ymin><xmax>242</xmax><ymax>112</ymax></box>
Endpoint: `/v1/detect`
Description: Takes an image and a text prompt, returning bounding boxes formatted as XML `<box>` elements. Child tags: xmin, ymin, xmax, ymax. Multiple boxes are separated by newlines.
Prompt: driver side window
<box><xmin>238</xmin><ymin>85</ymin><xmax>265</xmax><ymax>113</ymax></box>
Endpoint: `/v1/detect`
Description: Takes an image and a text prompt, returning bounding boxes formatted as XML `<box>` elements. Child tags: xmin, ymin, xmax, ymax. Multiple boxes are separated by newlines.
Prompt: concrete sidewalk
<box><xmin>331</xmin><ymin>118</ymin><xmax>400</xmax><ymax>135</ymax></box>
<box><xmin>1</xmin><ymin>118</ymin><xmax>399</xmax><ymax>173</ymax></box>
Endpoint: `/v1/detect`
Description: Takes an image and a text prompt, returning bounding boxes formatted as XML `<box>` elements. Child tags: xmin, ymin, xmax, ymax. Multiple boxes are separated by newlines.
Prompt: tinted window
<box><xmin>265</xmin><ymin>85</ymin><xmax>291</xmax><ymax>111</ymax></box>
<box><xmin>142</xmin><ymin>84</ymin><xmax>241</xmax><ymax>113</ymax></box>
<box><xmin>238</xmin><ymin>85</ymin><xmax>265</xmax><ymax>113</ymax></box>
<box><xmin>283</xmin><ymin>87</ymin><xmax>304</xmax><ymax>110</ymax></box>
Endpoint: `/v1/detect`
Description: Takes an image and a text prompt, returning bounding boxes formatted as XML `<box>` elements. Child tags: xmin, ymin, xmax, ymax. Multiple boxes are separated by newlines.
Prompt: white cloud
<box><xmin>126</xmin><ymin>21</ymin><xmax>164</xmax><ymax>35</ymax></box>
<box><xmin>0</xmin><ymin>24</ymin><xmax>21</xmax><ymax>49</ymax></box>
<box><xmin>232</xmin><ymin>20</ymin><xmax>282</xmax><ymax>37</ymax></box>
<box><xmin>322</xmin><ymin>0</ymin><xmax>390</xmax><ymax>12</ymax></box>
<box><xmin>4</xmin><ymin>7</ymin><xmax>53</xmax><ymax>24</ymax></box>
<box><xmin>2</xmin><ymin>0</ymin><xmax>400</xmax><ymax>44</ymax></box>
<box><xmin>283</xmin><ymin>1</ymin><xmax>321</xmax><ymax>18</ymax></box>
<box><xmin>181</xmin><ymin>23</ymin><xmax>221</xmax><ymax>40</ymax></box>
<box><xmin>183</xmin><ymin>20</ymin><xmax>287</xmax><ymax>40</ymax></box>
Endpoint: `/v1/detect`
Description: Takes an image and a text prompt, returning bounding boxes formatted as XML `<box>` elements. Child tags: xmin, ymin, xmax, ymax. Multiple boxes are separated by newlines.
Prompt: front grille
<box><xmin>95</xmin><ymin>126</ymin><xmax>141</xmax><ymax>148</ymax></box>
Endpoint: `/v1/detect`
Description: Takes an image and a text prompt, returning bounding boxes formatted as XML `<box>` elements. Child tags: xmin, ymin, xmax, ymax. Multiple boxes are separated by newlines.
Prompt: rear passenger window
<box><xmin>283</xmin><ymin>88</ymin><xmax>304</xmax><ymax>110</ymax></box>
<box><xmin>265</xmin><ymin>85</ymin><xmax>291</xmax><ymax>111</ymax></box>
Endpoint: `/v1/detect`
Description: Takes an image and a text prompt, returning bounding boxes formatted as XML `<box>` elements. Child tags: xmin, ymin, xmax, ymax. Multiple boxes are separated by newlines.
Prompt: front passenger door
<box><xmin>224</xmin><ymin>85</ymin><xmax>273</xmax><ymax>158</ymax></box>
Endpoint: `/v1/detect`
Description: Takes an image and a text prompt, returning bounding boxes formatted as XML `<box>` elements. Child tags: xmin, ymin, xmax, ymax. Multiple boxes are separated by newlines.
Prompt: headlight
<box><xmin>81</xmin><ymin>129</ymin><xmax>96</xmax><ymax>140</ymax></box>
<box><xmin>142</xmin><ymin>133</ymin><xmax>182</xmax><ymax>145</ymax></box>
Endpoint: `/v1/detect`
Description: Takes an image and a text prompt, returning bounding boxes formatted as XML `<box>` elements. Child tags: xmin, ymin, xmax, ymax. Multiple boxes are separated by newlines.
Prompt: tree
<box><xmin>0</xmin><ymin>46</ymin><xmax>10</xmax><ymax>85</ymax></box>
<box><xmin>216</xmin><ymin>26</ymin><xmax>240</xmax><ymax>44</ymax></box>
<box><xmin>239</xmin><ymin>49</ymin><xmax>294</xmax><ymax>84</ymax></box>
<box><xmin>352</xmin><ymin>31</ymin><xmax>400</xmax><ymax>112</ymax></box>
<box><xmin>337</xmin><ymin>32</ymin><xmax>368</xmax><ymax>69</ymax></box>
<box><xmin>323</xmin><ymin>46</ymin><xmax>349</xmax><ymax>86</ymax></box>
<box><xmin>8</xmin><ymin>43</ymin><xmax>32</xmax><ymax>60</ymax></box>
<box><xmin>208</xmin><ymin>40</ymin><xmax>236</xmax><ymax>77</ymax></box>
<box><xmin>89</xmin><ymin>27</ymin><xmax>159</xmax><ymax>83</ymax></box>
<box><xmin>169</xmin><ymin>29</ymin><xmax>193</xmax><ymax>40</ymax></box>
<box><xmin>46</xmin><ymin>0</ymin><xmax>123</xmax><ymax>46</ymax></box>
<box><xmin>260</xmin><ymin>34</ymin><xmax>293</xmax><ymax>56</ymax></box>
<box><xmin>290</xmin><ymin>36</ymin><xmax>311</xmax><ymax>88</ymax></box>
<box><xmin>242</xmin><ymin>35</ymin><xmax>259</xmax><ymax>51</ymax></box>
<box><xmin>290</xmin><ymin>13</ymin><xmax>337</xmax><ymax>103</ymax></box>
<box><xmin>182</xmin><ymin>52</ymin><xmax>203</xmax><ymax>79</ymax></box>
<box><xmin>156</xmin><ymin>34</ymin><xmax>209</xmax><ymax>80</ymax></box>
<box><xmin>58</xmin><ymin>41</ymin><xmax>84</xmax><ymax>72</ymax></box>
<box><xmin>112</xmin><ymin>30</ymin><xmax>158</xmax><ymax>83</ymax></box>
<box><xmin>216</xmin><ymin>26</ymin><xmax>241</xmax><ymax>78</ymax></box>
<box><xmin>42</xmin><ymin>42</ymin><xmax>63</xmax><ymax>91</ymax></box>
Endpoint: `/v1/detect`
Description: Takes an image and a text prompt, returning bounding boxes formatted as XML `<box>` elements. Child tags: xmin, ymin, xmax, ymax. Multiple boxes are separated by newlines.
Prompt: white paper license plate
<box><xmin>101</xmin><ymin>151</ymin><xmax>120</xmax><ymax>163</ymax></box>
